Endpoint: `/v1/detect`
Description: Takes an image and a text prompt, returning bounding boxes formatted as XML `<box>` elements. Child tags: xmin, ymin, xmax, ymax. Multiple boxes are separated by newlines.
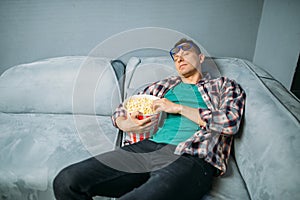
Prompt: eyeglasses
<box><xmin>169</xmin><ymin>42</ymin><xmax>193</xmax><ymax>61</ymax></box>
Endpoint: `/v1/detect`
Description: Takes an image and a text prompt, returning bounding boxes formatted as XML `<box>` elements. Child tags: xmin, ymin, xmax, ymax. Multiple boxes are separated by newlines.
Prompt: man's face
<box><xmin>172</xmin><ymin>44</ymin><xmax>203</xmax><ymax>77</ymax></box>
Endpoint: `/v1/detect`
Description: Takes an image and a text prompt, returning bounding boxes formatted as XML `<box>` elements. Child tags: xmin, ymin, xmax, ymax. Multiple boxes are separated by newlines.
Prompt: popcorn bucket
<box><xmin>124</xmin><ymin>94</ymin><xmax>161</xmax><ymax>143</ymax></box>
<box><xmin>127</xmin><ymin>112</ymin><xmax>161</xmax><ymax>143</ymax></box>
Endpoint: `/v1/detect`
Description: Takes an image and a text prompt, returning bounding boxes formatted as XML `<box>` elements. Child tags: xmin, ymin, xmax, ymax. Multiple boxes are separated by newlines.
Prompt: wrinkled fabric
<box><xmin>217</xmin><ymin>57</ymin><xmax>300</xmax><ymax>200</ymax></box>
<box><xmin>1</xmin><ymin>56</ymin><xmax>299</xmax><ymax>200</ymax></box>
<box><xmin>0</xmin><ymin>112</ymin><xmax>117</xmax><ymax>200</ymax></box>
<box><xmin>0</xmin><ymin>56</ymin><xmax>122</xmax><ymax>115</ymax></box>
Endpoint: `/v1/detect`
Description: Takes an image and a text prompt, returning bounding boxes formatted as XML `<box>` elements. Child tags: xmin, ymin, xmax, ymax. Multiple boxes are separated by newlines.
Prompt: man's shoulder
<box><xmin>207</xmin><ymin>76</ymin><xmax>245</xmax><ymax>95</ymax></box>
<box><xmin>208</xmin><ymin>76</ymin><xmax>239</xmax><ymax>85</ymax></box>
<box><xmin>155</xmin><ymin>76</ymin><xmax>181</xmax><ymax>85</ymax></box>
<box><xmin>143</xmin><ymin>76</ymin><xmax>180</xmax><ymax>90</ymax></box>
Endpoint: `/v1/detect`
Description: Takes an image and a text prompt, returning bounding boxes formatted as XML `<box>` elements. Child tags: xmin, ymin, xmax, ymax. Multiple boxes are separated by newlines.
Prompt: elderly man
<box><xmin>53</xmin><ymin>38</ymin><xmax>246</xmax><ymax>200</ymax></box>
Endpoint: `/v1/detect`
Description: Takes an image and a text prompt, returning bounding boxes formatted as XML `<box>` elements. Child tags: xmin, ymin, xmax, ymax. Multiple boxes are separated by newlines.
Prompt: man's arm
<box><xmin>115</xmin><ymin>112</ymin><xmax>158</xmax><ymax>133</ymax></box>
<box><xmin>152</xmin><ymin>98</ymin><xmax>206</xmax><ymax>127</ymax></box>
<box><xmin>198</xmin><ymin>77</ymin><xmax>246</xmax><ymax>135</ymax></box>
<box><xmin>152</xmin><ymin>77</ymin><xmax>246</xmax><ymax>135</ymax></box>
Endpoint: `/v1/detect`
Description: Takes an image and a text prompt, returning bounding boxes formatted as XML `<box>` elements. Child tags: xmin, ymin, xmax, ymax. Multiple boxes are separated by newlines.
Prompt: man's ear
<box><xmin>199</xmin><ymin>53</ymin><xmax>205</xmax><ymax>64</ymax></box>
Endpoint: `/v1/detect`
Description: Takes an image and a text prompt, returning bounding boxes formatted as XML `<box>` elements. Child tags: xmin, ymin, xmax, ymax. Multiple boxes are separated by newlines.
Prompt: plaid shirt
<box><xmin>112</xmin><ymin>75</ymin><xmax>246</xmax><ymax>175</ymax></box>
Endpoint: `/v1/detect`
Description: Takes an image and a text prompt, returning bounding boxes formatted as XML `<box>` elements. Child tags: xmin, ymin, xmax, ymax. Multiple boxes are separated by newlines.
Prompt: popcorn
<box><xmin>125</xmin><ymin>96</ymin><xmax>156</xmax><ymax>115</ymax></box>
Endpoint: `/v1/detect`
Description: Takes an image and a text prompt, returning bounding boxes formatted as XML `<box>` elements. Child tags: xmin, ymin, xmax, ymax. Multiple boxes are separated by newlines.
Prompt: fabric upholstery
<box><xmin>0</xmin><ymin>56</ymin><xmax>122</xmax><ymax>116</ymax></box>
<box><xmin>0</xmin><ymin>56</ymin><xmax>121</xmax><ymax>200</ymax></box>
<box><xmin>216</xmin><ymin>57</ymin><xmax>300</xmax><ymax>200</ymax></box>
<box><xmin>1</xmin><ymin>56</ymin><xmax>299</xmax><ymax>200</ymax></box>
<box><xmin>0</xmin><ymin>112</ymin><xmax>117</xmax><ymax>200</ymax></box>
<box><xmin>203</xmin><ymin>156</ymin><xmax>250</xmax><ymax>200</ymax></box>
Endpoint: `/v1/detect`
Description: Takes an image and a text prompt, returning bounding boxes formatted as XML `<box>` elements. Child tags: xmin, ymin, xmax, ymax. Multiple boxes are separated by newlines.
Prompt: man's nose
<box><xmin>176</xmin><ymin>54</ymin><xmax>184</xmax><ymax>62</ymax></box>
<box><xmin>176</xmin><ymin>50</ymin><xmax>184</xmax><ymax>62</ymax></box>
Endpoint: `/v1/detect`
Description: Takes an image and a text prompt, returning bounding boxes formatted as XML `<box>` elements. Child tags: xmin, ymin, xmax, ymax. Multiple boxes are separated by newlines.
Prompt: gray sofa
<box><xmin>0</xmin><ymin>56</ymin><xmax>122</xmax><ymax>200</ymax></box>
<box><xmin>0</xmin><ymin>56</ymin><xmax>299</xmax><ymax>200</ymax></box>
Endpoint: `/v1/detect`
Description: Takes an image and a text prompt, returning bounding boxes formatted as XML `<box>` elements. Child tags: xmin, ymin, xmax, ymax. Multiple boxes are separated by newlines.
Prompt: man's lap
<box><xmin>54</xmin><ymin>140</ymin><xmax>214</xmax><ymax>199</ymax></box>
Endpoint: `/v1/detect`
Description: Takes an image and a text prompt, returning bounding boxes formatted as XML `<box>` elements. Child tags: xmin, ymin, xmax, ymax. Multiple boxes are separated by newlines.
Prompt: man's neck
<box><xmin>181</xmin><ymin>72</ymin><xmax>203</xmax><ymax>84</ymax></box>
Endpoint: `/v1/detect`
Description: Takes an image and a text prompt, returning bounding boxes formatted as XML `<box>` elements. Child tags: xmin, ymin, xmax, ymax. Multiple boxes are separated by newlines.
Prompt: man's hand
<box><xmin>152</xmin><ymin>98</ymin><xmax>182</xmax><ymax>114</ymax></box>
<box><xmin>116</xmin><ymin>111</ymin><xmax>158</xmax><ymax>133</ymax></box>
<box><xmin>153</xmin><ymin>98</ymin><xmax>206</xmax><ymax>127</ymax></box>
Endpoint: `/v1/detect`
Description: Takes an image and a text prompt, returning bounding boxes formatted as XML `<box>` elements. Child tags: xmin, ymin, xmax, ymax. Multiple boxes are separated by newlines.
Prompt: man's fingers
<box><xmin>137</xmin><ymin>118</ymin><xmax>150</xmax><ymax>125</ymax></box>
<box><xmin>137</xmin><ymin>116</ymin><xmax>157</xmax><ymax>126</ymax></box>
<box><xmin>153</xmin><ymin>98</ymin><xmax>169</xmax><ymax>112</ymax></box>
<box><xmin>134</xmin><ymin>120</ymin><xmax>158</xmax><ymax>133</ymax></box>
<box><xmin>129</xmin><ymin>111</ymin><xmax>142</xmax><ymax>119</ymax></box>
<box><xmin>152</xmin><ymin>99</ymin><xmax>162</xmax><ymax>111</ymax></box>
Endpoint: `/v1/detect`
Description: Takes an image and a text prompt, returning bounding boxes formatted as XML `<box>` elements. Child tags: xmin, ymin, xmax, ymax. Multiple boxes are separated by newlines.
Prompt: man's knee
<box><xmin>53</xmin><ymin>168</ymin><xmax>67</xmax><ymax>195</ymax></box>
<box><xmin>53</xmin><ymin>165</ymin><xmax>77</xmax><ymax>197</ymax></box>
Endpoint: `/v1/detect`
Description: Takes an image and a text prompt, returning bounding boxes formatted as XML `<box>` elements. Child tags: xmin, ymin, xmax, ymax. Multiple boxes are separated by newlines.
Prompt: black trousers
<box><xmin>53</xmin><ymin>140</ymin><xmax>215</xmax><ymax>200</ymax></box>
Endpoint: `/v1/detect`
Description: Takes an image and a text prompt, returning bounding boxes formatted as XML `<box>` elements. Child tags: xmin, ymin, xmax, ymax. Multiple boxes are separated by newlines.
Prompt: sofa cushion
<box><xmin>0</xmin><ymin>112</ymin><xmax>117</xmax><ymax>199</ymax></box>
<box><xmin>215</xmin><ymin>57</ymin><xmax>300</xmax><ymax>199</ymax></box>
<box><xmin>203</xmin><ymin>156</ymin><xmax>250</xmax><ymax>200</ymax></box>
<box><xmin>0</xmin><ymin>56</ymin><xmax>122</xmax><ymax>115</ymax></box>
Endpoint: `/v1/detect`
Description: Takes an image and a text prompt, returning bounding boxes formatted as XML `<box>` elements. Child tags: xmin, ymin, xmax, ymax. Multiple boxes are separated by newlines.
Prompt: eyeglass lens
<box><xmin>171</xmin><ymin>43</ymin><xmax>192</xmax><ymax>55</ymax></box>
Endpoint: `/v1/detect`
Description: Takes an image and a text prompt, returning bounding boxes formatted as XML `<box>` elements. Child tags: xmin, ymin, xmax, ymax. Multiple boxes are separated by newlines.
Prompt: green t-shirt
<box><xmin>150</xmin><ymin>82</ymin><xmax>208</xmax><ymax>145</ymax></box>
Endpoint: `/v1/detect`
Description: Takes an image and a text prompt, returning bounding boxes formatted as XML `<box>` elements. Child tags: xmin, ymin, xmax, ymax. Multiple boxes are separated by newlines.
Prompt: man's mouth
<box><xmin>179</xmin><ymin>64</ymin><xmax>187</xmax><ymax>69</ymax></box>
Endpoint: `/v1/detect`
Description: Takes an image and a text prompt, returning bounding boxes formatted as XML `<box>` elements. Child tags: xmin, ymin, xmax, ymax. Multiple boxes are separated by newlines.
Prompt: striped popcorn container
<box><xmin>124</xmin><ymin>95</ymin><xmax>161</xmax><ymax>143</ymax></box>
<box><xmin>127</xmin><ymin>112</ymin><xmax>161</xmax><ymax>143</ymax></box>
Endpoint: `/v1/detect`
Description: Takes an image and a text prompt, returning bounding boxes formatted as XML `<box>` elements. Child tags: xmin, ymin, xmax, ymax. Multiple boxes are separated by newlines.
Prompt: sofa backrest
<box><xmin>0</xmin><ymin>56</ymin><xmax>122</xmax><ymax>116</ymax></box>
<box><xmin>215</xmin><ymin>58</ymin><xmax>300</xmax><ymax>199</ymax></box>
<box><xmin>124</xmin><ymin>56</ymin><xmax>221</xmax><ymax>98</ymax></box>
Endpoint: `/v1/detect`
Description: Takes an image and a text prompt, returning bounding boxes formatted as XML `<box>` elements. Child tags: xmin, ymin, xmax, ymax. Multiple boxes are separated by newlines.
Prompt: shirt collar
<box><xmin>198</xmin><ymin>72</ymin><xmax>211</xmax><ymax>84</ymax></box>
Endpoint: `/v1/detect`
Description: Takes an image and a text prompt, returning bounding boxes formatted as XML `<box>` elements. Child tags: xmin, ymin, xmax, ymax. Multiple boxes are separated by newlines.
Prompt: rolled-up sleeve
<box><xmin>111</xmin><ymin>103</ymin><xmax>127</xmax><ymax>128</ymax></box>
